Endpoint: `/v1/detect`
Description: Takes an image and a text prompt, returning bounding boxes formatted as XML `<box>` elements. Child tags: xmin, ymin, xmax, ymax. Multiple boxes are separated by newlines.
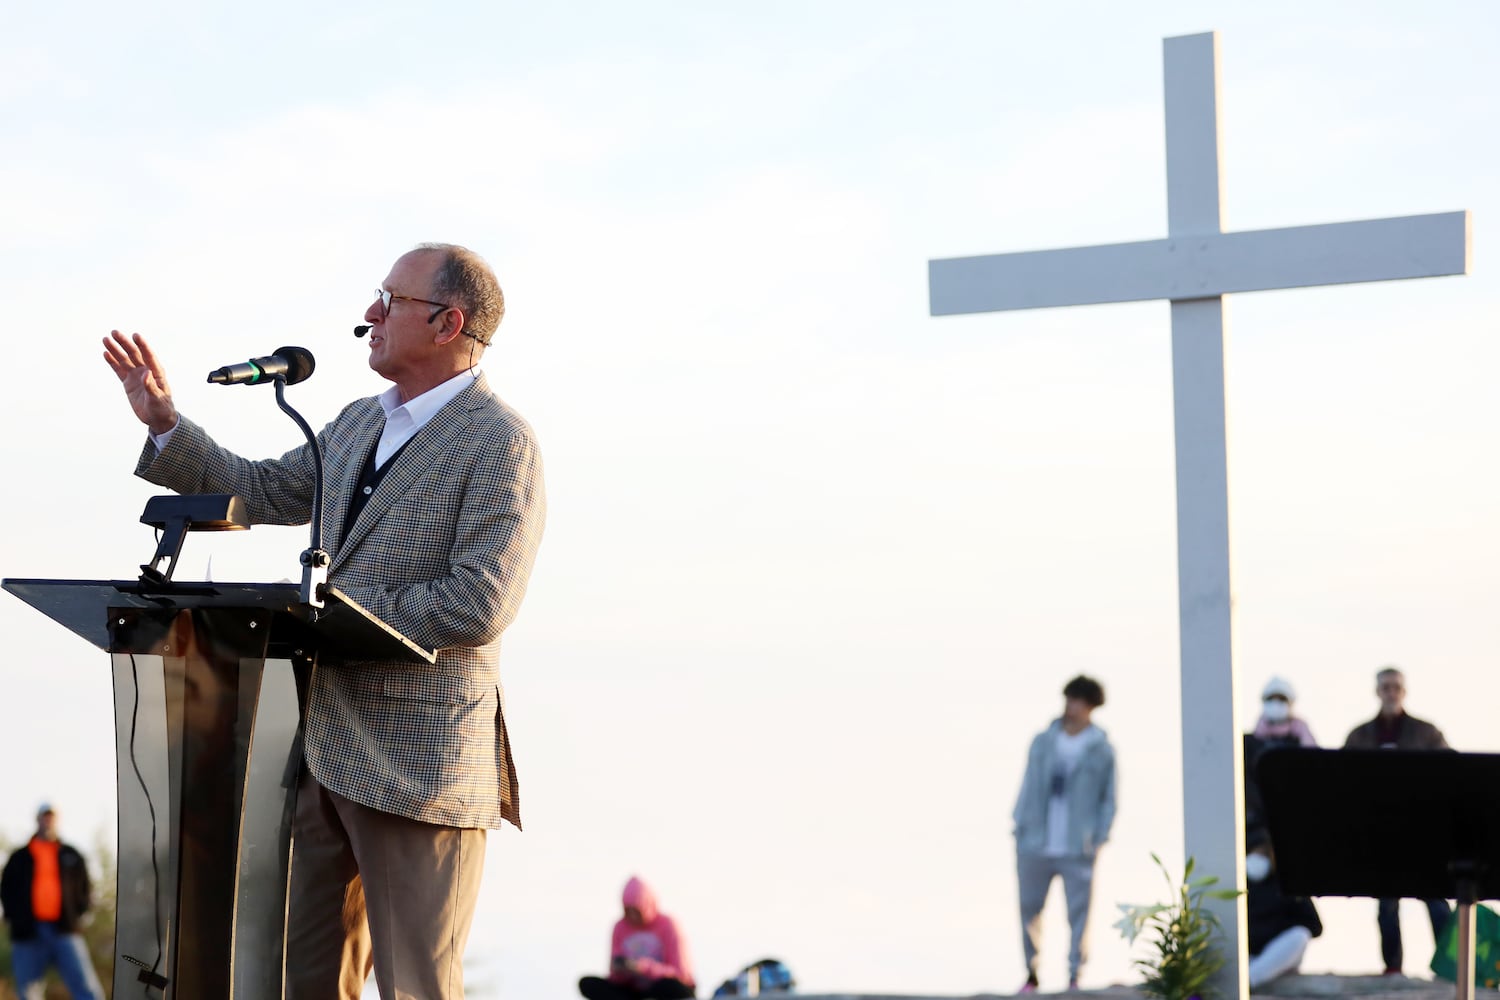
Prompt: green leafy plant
<box><xmin>1115</xmin><ymin>854</ymin><xmax>1241</xmax><ymax>1000</ymax></box>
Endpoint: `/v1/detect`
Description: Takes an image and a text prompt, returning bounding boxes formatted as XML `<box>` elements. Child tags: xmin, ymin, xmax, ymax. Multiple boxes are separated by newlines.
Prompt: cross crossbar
<box><xmin>930</xmin><ymin>211</ymin><xmax>1468</xmax><ymax>315</ymax></box>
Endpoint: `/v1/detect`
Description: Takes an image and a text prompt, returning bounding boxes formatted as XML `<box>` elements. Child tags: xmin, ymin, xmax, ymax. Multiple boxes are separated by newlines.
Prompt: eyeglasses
<box><xmin>374</xmin><ymin>288</ymin><xmax>450</xmax><ymax>323</ymax></box>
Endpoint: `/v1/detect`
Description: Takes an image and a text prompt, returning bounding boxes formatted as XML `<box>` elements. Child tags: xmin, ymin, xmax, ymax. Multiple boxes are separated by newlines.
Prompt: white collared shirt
<box><xmin>374</xmin><ymin>369</ymin><xmax>479</xmax><ymax>467</ymax></box>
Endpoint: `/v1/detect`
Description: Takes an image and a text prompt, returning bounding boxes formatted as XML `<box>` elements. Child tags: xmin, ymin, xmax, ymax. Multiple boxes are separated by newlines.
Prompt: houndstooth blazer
<box><xmin>135</xmin><ymin>372</ymin><xmax>545</xmax><ymax>830</ymax></box>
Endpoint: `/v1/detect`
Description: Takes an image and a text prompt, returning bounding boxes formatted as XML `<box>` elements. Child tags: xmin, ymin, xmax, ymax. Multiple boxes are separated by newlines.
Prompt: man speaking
<box><xmin>102</xmin><ymin>242</ymin><xmax>546</xmax><ymax>1000</ymax></box>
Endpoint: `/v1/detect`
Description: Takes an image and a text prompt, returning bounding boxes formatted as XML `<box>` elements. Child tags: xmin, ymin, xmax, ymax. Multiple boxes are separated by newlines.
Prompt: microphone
<box><xmin>354</xmin><ymin>325</ymin><xmax>371</xmax><ymax>337</ymax></box>
<box><xmin>207</xmin><ymin>346</ymin><xmax>316</xmax><ymax>386</ymax></box>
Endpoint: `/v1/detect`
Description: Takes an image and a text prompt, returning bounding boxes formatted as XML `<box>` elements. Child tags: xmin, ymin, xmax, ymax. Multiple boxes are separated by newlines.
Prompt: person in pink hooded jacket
<box><xmin>1253</xmin><ymin>677</ymin><xmax>1317</xmax><ymax>748</ymax></box>
<box><xmin>579</xmin><ymin>876</ymin><xmax>696</xmax><ymax>1000</ymax></box>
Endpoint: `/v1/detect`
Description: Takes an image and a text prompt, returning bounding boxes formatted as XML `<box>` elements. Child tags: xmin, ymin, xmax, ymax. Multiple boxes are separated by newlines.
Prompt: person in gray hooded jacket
<box><xmin>1012</xmin><ymin>675</ymin><xmax>1116</xmax><ymax>992</ymax></box>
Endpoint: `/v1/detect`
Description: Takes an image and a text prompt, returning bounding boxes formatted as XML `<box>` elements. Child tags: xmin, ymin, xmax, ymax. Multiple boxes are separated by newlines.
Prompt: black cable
<box><xmin>126</xmin><ymin>652</ymin><xmax>164</xmax><ymax>996</ymax></box>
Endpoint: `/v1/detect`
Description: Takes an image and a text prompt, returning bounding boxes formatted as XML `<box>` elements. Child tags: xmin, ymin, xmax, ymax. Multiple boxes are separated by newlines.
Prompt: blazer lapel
<box><xmin>332</xmin><ymin>375</ymin><xmax>486</xmax><ymax>567</ymax></box>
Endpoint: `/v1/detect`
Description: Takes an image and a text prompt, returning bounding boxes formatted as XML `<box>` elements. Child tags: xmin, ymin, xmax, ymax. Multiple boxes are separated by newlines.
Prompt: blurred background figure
<box><xmin>1343</xmin><ymin>666</ymin><xmax>1448</xmax><ymax>752</ymax></box>
<box><xmin>1343</xmin><ymin>665</ymin><xmax>1452</xmax><ymax>975</ymax></box>
<box><xmin>1252</xmin><ymin>677</ymin><xmax>1318</xmax><ymax>749</ymax></box>
<box><xmin>579</xmin><ymin>876</ymin><xmax>696</xmax><ymax>1000</ymax></box>
<box><xmin>1246</xmin><ymin>836</ymin><xmax>1323</xmax><ymax>989</ymax></box>
<box><xmin>1</xmin><ymin>803</ymin><xmax>105</xmax><ymax>1000</ymax></box>
<box><xmin>1244</xmin><ymin>677</ymin><xmax>1317</xmax><ymax>851</ymax></box>
<box><xmin>1013</xmin><ymin>675</ymin><xmax>1117</xmax><ymax>993</ymax></box>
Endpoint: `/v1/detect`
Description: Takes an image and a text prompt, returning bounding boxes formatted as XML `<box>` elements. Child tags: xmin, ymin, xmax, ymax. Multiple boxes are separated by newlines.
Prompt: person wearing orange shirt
<box><xmin>1</xmin><ymin>804</ymin><xmax>103</xmax><ymax>1000</ymax></box>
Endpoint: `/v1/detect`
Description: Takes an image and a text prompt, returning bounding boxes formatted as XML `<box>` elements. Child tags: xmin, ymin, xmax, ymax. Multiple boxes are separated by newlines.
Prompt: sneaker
<box><xmin>1020</xmin><ymin>978</ymin><xmax>1039</xmax><ymax>994</ymax></box>
<box><xmin>1068</xmin><ymin>979</ymin><xmax>1081</xmax><ymax>991</ymax></box>
<box><xmin>1383</xmin><ymin>968</ymin><xmax>1403</xmax><ymax>977</ymax></box>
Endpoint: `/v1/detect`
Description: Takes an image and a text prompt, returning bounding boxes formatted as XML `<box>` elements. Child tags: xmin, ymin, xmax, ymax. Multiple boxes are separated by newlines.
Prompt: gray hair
<box><xmin>415</xmin><ymin>242</ymin><xmax>505</xmax><ymax>346</ymax></box>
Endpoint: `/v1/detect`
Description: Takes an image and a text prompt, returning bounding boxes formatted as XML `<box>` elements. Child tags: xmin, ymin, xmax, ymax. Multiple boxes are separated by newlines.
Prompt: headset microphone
<box><xmin>354</xmin><ymin>325</ymin><xmax>372</xmax><ymax>337</ymax></box>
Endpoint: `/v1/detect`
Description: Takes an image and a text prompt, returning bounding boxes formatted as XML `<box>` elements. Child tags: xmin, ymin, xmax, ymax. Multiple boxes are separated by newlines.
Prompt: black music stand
<box><xmin>1257</xmin><ymin>748</ymin><xmax>1500</xmax><ymax>1000</ymax></box>
<box><xmin>3</xmin><ymin>576</ymin><xmax>434</xmax><ymax>1000</ymax></box>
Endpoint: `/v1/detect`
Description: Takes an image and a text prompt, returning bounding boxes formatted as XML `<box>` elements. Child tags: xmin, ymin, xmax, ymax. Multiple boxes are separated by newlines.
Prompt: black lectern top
<box><xmin>2</xmin><ymin>578</ymin><xmax>435</xmax><ymax>665</ymax></box>
<box><xmin>1258</xmin><ymin>747</ymin><xmax>1500</xmax><ymax>902</ymax></box>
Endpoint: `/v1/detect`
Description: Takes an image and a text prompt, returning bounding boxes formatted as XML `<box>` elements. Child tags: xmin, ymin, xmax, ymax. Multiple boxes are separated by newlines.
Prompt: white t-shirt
<box><xmin>1043</xmin><ymin>726</ymin><xmax>1093</xmax><ymax>857</ymax></box>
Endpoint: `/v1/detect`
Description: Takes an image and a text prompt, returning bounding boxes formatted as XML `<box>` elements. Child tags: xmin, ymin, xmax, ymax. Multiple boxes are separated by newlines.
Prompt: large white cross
<box><xmin>928</xmin><ymin>31</ymin><xmax>1469</xmax><ymax>996</ymax></box>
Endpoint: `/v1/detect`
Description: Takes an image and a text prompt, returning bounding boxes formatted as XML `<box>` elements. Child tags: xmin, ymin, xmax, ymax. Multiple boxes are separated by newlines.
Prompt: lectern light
<box><xmin>139</xmin><ymin>493</ymin><xmax>250</xmax><ymax>584</ymax></box>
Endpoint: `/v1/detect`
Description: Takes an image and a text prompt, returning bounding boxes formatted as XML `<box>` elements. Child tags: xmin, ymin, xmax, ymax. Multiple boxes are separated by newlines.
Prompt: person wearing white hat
<box><xmin>1252</xmin><ymin>677</ymin><xmax>1317</xmax><ymax>748</ymax></box>
<box><xmin>1242</xmin><ymin>677</ymin><xmax>1318</xmax><ymax>885</ymax></box>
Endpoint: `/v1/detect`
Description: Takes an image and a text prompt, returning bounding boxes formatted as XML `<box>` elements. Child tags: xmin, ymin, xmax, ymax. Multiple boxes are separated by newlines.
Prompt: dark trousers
<box><xmin>579</xmin><ymin>975</ymin><xmax>695</xmax><ymax>1000</ymax></box>
<box><xmin>1377</xmin><ymin>896</ymin><xmax>1452</xmax><ymax>971</ymax></box>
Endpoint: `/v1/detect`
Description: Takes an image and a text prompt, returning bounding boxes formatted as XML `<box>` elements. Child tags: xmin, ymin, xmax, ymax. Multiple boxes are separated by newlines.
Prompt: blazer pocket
<box><xmin>381</xmin><ymin>671</ymin><xmax>472</xmax><ymax>705</ymax></box>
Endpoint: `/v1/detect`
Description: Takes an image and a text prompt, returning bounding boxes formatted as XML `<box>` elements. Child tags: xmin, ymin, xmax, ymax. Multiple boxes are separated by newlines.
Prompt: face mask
<box><xmin>1262</xmin><ymin>699</ymin><xmax>1290</xmax><ymax>723</ymax></box>
<box><xmin>1246</xmin><ymin>853</ymin><xmax>1272</xmax><ymax>882</ymax></box>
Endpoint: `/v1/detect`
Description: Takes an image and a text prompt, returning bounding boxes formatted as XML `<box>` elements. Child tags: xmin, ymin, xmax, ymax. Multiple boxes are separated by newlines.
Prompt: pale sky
<box><xmin>2</xmin><ymin>2</ymin><xmax>1497</xmax><ymax>996</ymax></box>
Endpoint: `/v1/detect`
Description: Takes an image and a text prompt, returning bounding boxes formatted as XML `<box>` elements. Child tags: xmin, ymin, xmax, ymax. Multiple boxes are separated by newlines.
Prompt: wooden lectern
<box><xmin>1</xmin><ymin>574</ymin><xmax>433</xmax><ymax>999</ymax></box>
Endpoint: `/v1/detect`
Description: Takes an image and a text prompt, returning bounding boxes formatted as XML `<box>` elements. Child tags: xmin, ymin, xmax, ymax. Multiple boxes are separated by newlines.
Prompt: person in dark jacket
<box><xmin>1246</xmin><ymin>837</ymin><xmax>1322</xmax><ymax>988</ymax></box>
<box><xmin>1343</xmin><ymin>666</ymin><xmax>1449</xmax><ymax>752</ymax></box>
<box><xmin>0</xmin><ymin>803</ymin><xmax>104</xmax><ymax>1000</ymax></box>
<box><xmin>1342</xmin><ymin>665</ymin><xmax>1452</xmax><ymax>974</ymax></box>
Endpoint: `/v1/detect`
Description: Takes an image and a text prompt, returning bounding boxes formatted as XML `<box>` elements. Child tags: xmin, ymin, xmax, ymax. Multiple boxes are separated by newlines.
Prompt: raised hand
<box><xmin>103</xmin><ymin>331</ymin><xmax>179</xmax><ymax>436</ymax></box>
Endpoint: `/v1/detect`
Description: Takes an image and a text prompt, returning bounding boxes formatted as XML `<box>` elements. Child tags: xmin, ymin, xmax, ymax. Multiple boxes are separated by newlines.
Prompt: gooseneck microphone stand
<box><xmin>272</xmin><ymin>377</ymin><xmax>330</xmax><ymax>607</ymax></box>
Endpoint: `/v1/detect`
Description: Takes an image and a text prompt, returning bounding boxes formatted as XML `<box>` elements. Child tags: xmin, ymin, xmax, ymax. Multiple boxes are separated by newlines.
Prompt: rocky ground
<box><xmin>787</xmin><ymin>972</ymin><xmax>1467</xmax><ymax>1000</ymax></box>
<box><xmin>1253</xmin><ymin>974</ymin><xmax>1460</xmax><ymax>998</ymax></box>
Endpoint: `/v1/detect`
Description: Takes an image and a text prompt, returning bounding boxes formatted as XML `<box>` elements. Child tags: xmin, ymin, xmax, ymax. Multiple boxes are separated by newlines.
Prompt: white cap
<box><xmin>1262</xmin><ymin>676</ymin><xmax>1296</xmax><ymax>702</ymax></box>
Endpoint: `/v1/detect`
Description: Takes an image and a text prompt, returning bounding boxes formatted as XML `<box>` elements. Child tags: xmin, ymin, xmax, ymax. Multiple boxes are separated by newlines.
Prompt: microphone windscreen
<box><xmin>274</xmin><ymin>346</ymin><xmax>317</xmax><ymax>385</ymax></box>
<box><xmin>354</xmin><ymin>325</ymin><xmax>371</xmax><ymax>338</ymax></box>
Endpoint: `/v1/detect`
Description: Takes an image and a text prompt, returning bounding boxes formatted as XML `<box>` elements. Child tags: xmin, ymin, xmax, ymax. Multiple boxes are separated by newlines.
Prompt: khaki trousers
<box><xmin>284</xmin><ymin>768</ymin><xmax>487</xmax><ymax>1000</ymax></box>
